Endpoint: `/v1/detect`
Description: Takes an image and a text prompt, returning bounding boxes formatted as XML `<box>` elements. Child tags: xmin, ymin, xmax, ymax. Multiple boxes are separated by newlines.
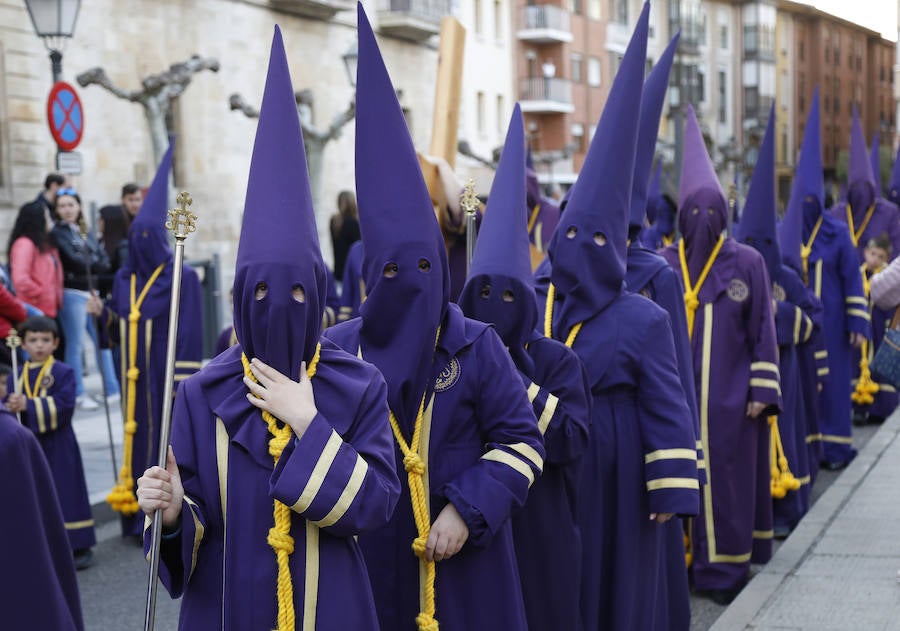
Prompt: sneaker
<box><xmin>74</xmin><ymin>548</ymin><xmax>94</xmax><ymax>570</ymax></box>
<box><xmin>106</xmin><ymin>393</ymin><xmax>121</xmax><ymax>405</ymax></box>
<box><xmin>76</xmin><ymin>395</ymin><xmax>99</xmax><ymax>411</ymax></box>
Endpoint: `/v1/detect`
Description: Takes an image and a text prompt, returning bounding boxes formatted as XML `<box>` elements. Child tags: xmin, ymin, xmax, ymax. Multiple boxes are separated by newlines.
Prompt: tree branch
<box><xmin>76</xmin><ymin>67</ymin><xmax>141</xmax><ymax>102</ymax></box>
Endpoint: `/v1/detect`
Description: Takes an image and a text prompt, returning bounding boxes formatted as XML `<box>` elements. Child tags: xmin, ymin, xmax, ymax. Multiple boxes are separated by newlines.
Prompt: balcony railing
<box><xmin>269</xmin><ymin>0</ymin><xmax>354</xmax><ymax>21</ymax></box>
<box><xmin>378</xmin><ymin>0</ymin><xmax>451</xmax><ymax>41</ymax></box>
<box><xmin>517</xmin><ymin>5</ymin><xmax>573</xmax><ymax>44</ymax></box>
<box><xmin>519</xmin><ymin>77</ymin><xmax>574</xmax><ymax>113</ymax></box>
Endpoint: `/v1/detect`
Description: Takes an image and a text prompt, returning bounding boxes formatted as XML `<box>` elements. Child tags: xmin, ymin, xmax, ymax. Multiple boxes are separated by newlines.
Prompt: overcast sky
<box><xmin>809</xmin><ymin>1</ymin><xmax>897</xmax><ymax>41</ymax></box>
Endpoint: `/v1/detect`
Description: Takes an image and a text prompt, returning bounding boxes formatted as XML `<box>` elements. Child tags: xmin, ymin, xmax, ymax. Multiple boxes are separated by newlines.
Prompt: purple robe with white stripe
<box><xmin>661</xmin><ymin>239</ymin><xmax>781</xmax><ymax>592</ymax></box>
<box><xmin>324</xmin><ymin>305</ymin><xmax>544</xmax><ymax>631</ymax></box>
<box><xmin>10</xmin><ymin>360</ymin><xmax>95</xmax><ymax>551</ymax></box>
<box><xmin>147</xmin><ymin>341</ymin><xmax>400</xmax><ymax>630</ymax></box>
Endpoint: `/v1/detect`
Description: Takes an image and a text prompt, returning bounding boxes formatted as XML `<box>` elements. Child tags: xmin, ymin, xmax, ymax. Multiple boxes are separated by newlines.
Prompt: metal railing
<box><xmin>520</xmin><ymin>76</ymin><xmax>573</xmax><ymax>105</ymax></box>
<box><xmin>520</xmin><ymin>5</ymin><xmax>570</xmax><ymax>31</ymax></box>
<box><xmin>378</xmin><ymin>0</ymin><xmax>452</xmax><ymax>22</ymax></box>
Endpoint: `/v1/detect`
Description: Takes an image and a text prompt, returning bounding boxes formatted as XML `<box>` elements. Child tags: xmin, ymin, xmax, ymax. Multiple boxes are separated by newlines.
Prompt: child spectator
<box><xmin>5</xmin><ymin>316</ymin><xmax>96</xmax><ymax>569</ymax></box>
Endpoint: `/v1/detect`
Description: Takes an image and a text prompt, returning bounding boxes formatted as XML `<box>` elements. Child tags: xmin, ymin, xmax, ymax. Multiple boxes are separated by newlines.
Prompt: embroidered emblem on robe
<box><xmin>434</xmin><ymin>357</ymin><xmax>461</xmax><ymax>392</ymax></box>
<box><xmin>40</xmin><ymin>373</ymin><xmax>55</xmax><ymax>390</ymax></box>
<box><xmin>727</xmin><ymin>278</ymin><xmax>749</xmax><ymax>302</ymax></box>
<box><xmin>771</xmin><ymin>283</ymin><xmax>786</xmax><ymax>302</ymax></box>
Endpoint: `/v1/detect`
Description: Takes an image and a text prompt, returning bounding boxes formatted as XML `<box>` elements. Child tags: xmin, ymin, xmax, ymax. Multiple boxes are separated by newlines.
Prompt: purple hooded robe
<box><xmin>660</xmin><ymin>105</ymin><xmax>781</xmax><ymax>594</ymax></box>
<box><xmin>538</xmin><ymin>6</ymin><xmax>699</xmax><ymax>628</ymax></box>
<box><xmin>458</xmin><ymin>105</ymin><xmax>591</xmax><ymax>631</ymax></box>
<box><xmin>145</xmin><ymin>27</ymin><xmax>400</xmax><ymax>630</ymax></box>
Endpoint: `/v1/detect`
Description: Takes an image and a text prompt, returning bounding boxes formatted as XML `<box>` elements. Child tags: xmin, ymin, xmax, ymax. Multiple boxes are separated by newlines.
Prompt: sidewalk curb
<box><xmin>710</xmin><ymin>411</ymin><xmax>900</xmax><ymax>630</ymax></box>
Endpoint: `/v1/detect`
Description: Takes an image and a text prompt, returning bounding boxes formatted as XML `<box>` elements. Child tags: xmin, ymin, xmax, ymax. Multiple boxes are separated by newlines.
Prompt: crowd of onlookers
<box><xmin>1</xmin><ymin>173</ymin><xmax>147</xmax><ymax>410</ymax></box>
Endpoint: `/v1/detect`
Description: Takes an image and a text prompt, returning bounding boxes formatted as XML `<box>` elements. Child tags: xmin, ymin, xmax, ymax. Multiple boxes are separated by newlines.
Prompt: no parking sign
<box><xmin>47</xmin><ymin>81</ymin><xmax>84</xmax><ymax>151</ymax></box>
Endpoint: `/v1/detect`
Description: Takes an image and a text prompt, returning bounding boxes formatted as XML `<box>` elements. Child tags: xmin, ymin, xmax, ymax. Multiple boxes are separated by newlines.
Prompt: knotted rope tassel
<box><xmin>242</xmin><ymin>344</ymin><xmax>320</xmax><ymax>631</ymax></box>
<box><xmin>678</xmin><ymin>236</ymin><xmax>725</xmax><ymax>340</ymax></box>
<box><xmin>769</xmin><ymin>416</ymin><xmax>801</xmax><ymax>499</ymax></box>
<box><xmin>852</xmin><ymin>339</ymin><xmax>880</xmax><ymax>406</ymax></box>
<box><xmin>108</xmin><ymin>264</ymin><xmax>165</xmax><ymax>516</ymax></box>
<box><xmin>389</xmin><ymin>394</ymin><xmax>439</xmax><ymax>631</ymax></box>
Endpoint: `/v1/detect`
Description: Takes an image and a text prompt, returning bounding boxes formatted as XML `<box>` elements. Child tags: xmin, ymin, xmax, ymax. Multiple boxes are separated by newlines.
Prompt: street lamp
<box><xmin>24</xmin><ymin>0</ymin><xmax>82</xmax><ymax>83</ymax></box>
<box><xmin>342</xmin><ymin>42</ymin><xmax>358</xmax><ymax>88</ymax></box>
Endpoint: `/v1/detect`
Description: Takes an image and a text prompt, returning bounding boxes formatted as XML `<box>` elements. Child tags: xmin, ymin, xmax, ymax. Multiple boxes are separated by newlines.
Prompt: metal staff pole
<box><xmin>461</xmin><ymin>178</ymin><xmax>479</xmax><ymax>274</ymax></box>
<box><xmin>82</xmin><ymin>241</ymin><xmax>119</xmax><ymax>482</ymax></box>
<box><xmin>6</xmin><ymin>329</ymin><xmax>21</xmax><ymax>422</ymax></box>
<box><xmin>144</xmin><ymin>191</ymin><xmax>198</xmax><ymax>631</ymax></box>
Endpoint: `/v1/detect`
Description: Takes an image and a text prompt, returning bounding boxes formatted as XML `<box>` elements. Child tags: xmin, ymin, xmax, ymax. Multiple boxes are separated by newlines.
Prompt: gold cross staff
<box><xmin>166</xmin><ymin>191</ymin><xmax>198</xmax><ymax>240</ymax></box>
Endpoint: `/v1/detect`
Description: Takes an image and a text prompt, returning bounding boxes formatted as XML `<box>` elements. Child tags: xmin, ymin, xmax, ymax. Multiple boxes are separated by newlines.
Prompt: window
<box><xmin>697</xmin><ymin>69</ymin><xmax>705</xmax><ymax>102</ymax></box>
<box><xmin>610</xmin><ymin>0</ymin><xmax>627</xmax><ymax>24</ymax></box>
<box><xmin>588</xmin><ymin>57</ymin><xmax>601</xmax><ymax>87</ymax></box>
<box><xmin>526</xmin><ymin>49</ymin><xmax>537</xmax><ymax>78</ymax></box>
<box><xmin>474</xmin><ymin>0</ymin><xmax>483</xmax><ymax>36</ymax></box>
<box><xmin>568</xmin><ymin>0</ymin><xmax>582</xmax><ymax>15</ymax></box>
<box><xmin>571</xmin><ymin>53</ymin><xmax>583</xmax><ymax>83</ymax></box>
<box><xmin>571</xmin><ymin>123</ymin><xmax>585</xmax><ymax>152</ymax></box>
<box><xmin>587</xmin><ymin>0</ymin><xmax>601</xmax><ymax>20</ymax></box>
<box><xmin>608</xmin><ymin>52</ymin><xmax>623</xmax><ymax>78</ymax></box>
<box><xmin>799</xmin><ymin>40</ymin><xmax>804</xmax><ymax>61</ymax></box>
<box><xmin>718</xmin><ymin>70</ymin><xmax>727</xmax><ymax>123</ymax></box>
<box><xmin>720</xmin><ymin>24</ymin><xmax>728</xmax><ymax>49</ymax></box>
<box><xmin>496</xmin><ymin>95</ymin><xmax>505</xmax><ymax>134</ymax></box>
<box><xmin>477</xmin><ymin>91</ymin><xmax>485</xmax><ymax>135</ymax></box>
<box><xmin>493</xmin><ymin>0</ymin><xmax>503</xmax><ymax>40</ymax></box>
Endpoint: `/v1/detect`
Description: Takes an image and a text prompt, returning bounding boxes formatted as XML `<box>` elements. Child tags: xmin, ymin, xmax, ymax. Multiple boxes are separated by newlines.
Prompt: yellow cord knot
<box><xmin>853</xmin><ymin>337</ymin><xmax>879</xmax><ymax>405</ymax></box>
<box><xmin>267</xmin><ymin>527</ymin><xmax>295</xmax><ymax>555</ymax></box>
<box><xmin>416</xmin><ymin>613</ymin><xmax>440</xmax><ymax>631</ymax></box>
<box><xmin>404</xmin><ymin>453</ymin><xmax>426</xmax><ymax>475</ymax></box>
<box><xmin>124</xmin><ymin>420</ymin><xmax>138</xmax><ymax>435</ymax></box>
<box><xmin>126</xmin><ymin>367</ymin><xmax>140</xmax><ymax>381</ymax></box>
<box><xmin>128</xmin><ymin>309</ymin><xmax>141</xmax><ymax>324</ymax></box>
<box><xmin>684</xmin><ymin>291</ymin><xmax>699</xmax><ymax>312</ymax></box>
<box><xmin>412</xmin><ymin>535</ymin><xmax>428</xmax><ymax>558</ymax></box>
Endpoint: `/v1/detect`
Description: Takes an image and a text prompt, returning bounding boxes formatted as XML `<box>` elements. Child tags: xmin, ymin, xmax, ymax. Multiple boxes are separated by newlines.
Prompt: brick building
<box><xmin>778</xmin><ymin>1</ymin><xmax>896</xmax><ymax>187</ymax></box>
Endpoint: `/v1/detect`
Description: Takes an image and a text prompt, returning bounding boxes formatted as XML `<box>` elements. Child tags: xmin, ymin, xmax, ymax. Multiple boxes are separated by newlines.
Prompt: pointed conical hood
<box><xmin>128</xmin><ymin>138</ymin><xmax>174</xmax><ymax>276</ymax></box>
<box><xmin>848</xmin><ymin>107</ymin><xmax>877</xmax><ymax>214</ymax></box>
<box><xmin>889</xmin><ymin>143</ymin><xmax>900</xmax><ymax>205</ymax></box>
<box><xmin>735</xmin><ymin>104</ymin><xmax>780</xmax><ymax>277</ymax></box>
<box><xmin>678</xmin><ymin>104</ymin><xmax>728</xmax><ymax>278</ymax></box>
<box><xmin>779</xmin><ymin>87</ymin><xmax>824</xmax><ymax>273</ymax></box>
<box><xmin>630</xmin><ymin>30</ymin><xmax>680</xmax><ymax>232</ymax></box>
<box><xmin>354</xmin><ymin>2</ymin><xmax>449</xmax><ymax>426</ymax></box>
<box><xmin>459</xmin><ymin>105</ymin><xmax>537</xmax><ymax>361</ymax></box>
<box><xmin>548</xmin><ymin>1</ymin><xmax>648</xmax><ymax>335</ymax></box>
<box><xmin>232</xmin><ymin>26</ymin><xmax>326</xmax><ymax>380</ymax></box>
<box><xmin>870</xmin><ymin>131</ymin><xmax>882</xmax><ymax>194</ymax></box>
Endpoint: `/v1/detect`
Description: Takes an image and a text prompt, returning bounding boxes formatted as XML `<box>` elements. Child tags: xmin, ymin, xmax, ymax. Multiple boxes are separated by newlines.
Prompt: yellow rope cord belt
<box><xmin>852</xmin><ymin>266</ymin><xmax>880</xmax><ymax>405</ymax></box>
<box><xmin>800</xmin><ymin>216</ymin><xmax>823</xmax><ymax>285</ymax></box>
<box><xmin>389</xmin><ymin>394</ymin><xmax>438</xmax><ymax>631</ymax></box>
<box><xmin>768</xmin><ymin>415</ymin><xmax>800</xmax><ymax>498</ymax></box>
<box><xmin>543</xmin><ymin>284</ymin><xmax>582</xmax><ymax>348</ymax></box>
<box><xmin>22</xmin><ymin>357</ymin><xmax>54</xmax><ymax>399</ymax></box>
<box><xmin>107</xmin><ymin>263</ymin><xmax>166</xmax><ymax>516</ymax></box>
<box><xmin>385</xmin><ymin>327</ymin><xmax>442</xmax><ymax>631</ymax></box>
<box><xmin>846</xmin><ymin>203</ymin><xmax>876</xmax><ymax>248</ymax></box>
<box><xmin>678</xmin><ymin>236</ymin><xmax>725</xmax><ymax>340</ymax></box>
<box><xmin>242</xmin><ymin>343</ymin><xmax>321</xmax><ymax>631</ymax></box>
<box><xmin>526</xmin><ymin>204</ymin><xmax>542</xmax><ymax>234</ymax></box>
<box><xmin>662</xmin><ymin>234</ymin><xmax>674</xmax><ymax>247</ymax></box>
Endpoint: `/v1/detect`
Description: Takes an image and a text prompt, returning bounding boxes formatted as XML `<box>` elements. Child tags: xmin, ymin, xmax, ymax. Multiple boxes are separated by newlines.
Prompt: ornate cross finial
<box><xmin>5</xmin><ymin>329</ymin><xmax>20</xmax><ymax>351</ymax></box>
<box><xmin>460</xmin><ymin>178</ymin><xmax>478</xmax><ymax>217</ymax></box>
<box><xmin>166</xmin><ymin>191</ymin><xmax>198</xmax><ymax>240</ymax></box>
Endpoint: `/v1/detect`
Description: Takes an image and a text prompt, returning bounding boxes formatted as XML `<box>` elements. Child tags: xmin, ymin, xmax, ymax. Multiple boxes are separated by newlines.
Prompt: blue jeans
<box><xmin>60</xmin><ymin>289</ymin><xmax>120</xmax><ymax>397</ymax></box>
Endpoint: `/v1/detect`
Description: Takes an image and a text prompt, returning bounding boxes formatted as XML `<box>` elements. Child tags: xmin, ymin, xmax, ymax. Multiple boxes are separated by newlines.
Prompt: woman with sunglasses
<box><xmin>50</xmin><ymin>188</ymin><xmax>119</xmax><ymax>410</ymax></box>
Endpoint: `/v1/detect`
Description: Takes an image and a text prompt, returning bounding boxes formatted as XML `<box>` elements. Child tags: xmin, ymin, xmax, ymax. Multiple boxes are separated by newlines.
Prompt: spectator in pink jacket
<box><xmin>7</xmin><ymin>202</ymin><xmax>63</xmax><ymax>318</ymax></box>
